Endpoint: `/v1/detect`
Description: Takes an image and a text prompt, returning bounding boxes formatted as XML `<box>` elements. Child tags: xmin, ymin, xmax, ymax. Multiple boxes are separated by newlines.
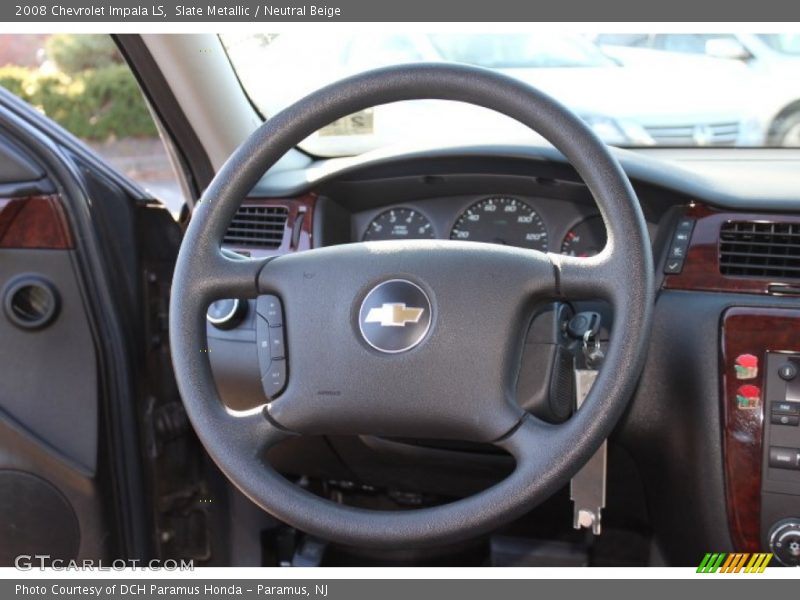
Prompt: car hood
<box><xmin>497</xmin><ymin>65</ymin><xmax>756</xmax><ymax>123</ymax></box>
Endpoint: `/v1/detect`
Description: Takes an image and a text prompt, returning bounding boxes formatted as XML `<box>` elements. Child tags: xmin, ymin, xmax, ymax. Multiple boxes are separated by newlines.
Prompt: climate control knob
<box><xmin>769</xmin><ymin>518</ymin><xmax>800</xmax><ymax>566</ymax></box>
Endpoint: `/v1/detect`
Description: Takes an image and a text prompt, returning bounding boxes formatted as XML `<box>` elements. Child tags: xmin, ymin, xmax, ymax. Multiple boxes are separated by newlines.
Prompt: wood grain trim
<box><xmin>0</xmin><ymin>195</ymin><xmax>73</xmax><ymax>250</ymax></box>
<box><xmin>720</xmin><ymin>307</ymin><xmax>800</xmax><ymax>551</ymax></box>
<box><xmin>664</xmin><ymin>204</ymin><xmax>800</xmax><ymax>294</ymax></box>
<box><xmin>222</xmin><ymin>194</ymin><xmax>316</xmax><ymax>258</ymax></box>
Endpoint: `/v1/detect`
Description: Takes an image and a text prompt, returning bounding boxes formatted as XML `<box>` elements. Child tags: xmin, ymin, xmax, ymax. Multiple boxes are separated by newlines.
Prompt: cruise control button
<box><xmin>676</xmin><ymin>218</ymin><xmax>695</xmax><ymax>231</ymax></box>
<box><xmin>257</xmin><ymin>295</ymin><xmax>284</xmax><ymax>327</ymax></box>
<box><xmin>269</xmin><ymin>325</ymin><xmax>285</xmax><ymax>360</ymax></box>
<box><xmin>771</xmin><ymin>414</ymin><xmax>800</xmax><ymax>427</ymax></box>
<box><xmin>669</xmin><ymin>244</ymin><xmax>687</xmax><ymax>259</ymax></box>
<box><xmin>664</xmin><ymin>259</ymin><xmax>684</xmax><ymax>274</ymax></box>
<box><xmin>769</xmin><ymin>446</ymin><xmax>800</xmax><ymax>470</ymax></box>
<box><xmin>262</xmin><ymin>359</ymin><xmax>287</xmax><ymax>399</ymax></box>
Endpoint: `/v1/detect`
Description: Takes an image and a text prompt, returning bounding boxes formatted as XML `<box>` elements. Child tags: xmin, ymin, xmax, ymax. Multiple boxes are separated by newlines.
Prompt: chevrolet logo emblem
<box><xmin>364</xmin><ymin>303</ymin><xmax>425</xmax><ymax>327</ymax></box>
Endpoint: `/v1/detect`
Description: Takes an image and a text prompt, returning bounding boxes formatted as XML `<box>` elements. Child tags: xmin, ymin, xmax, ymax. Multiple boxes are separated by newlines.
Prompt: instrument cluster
<box><xmin>358</xmin><ymin>195</ymin><xmax>607</xmax><ymax>257</ymax></box>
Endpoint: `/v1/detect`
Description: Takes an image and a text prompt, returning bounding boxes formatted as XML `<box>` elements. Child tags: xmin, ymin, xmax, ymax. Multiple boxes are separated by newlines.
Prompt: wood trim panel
<box><xmin>720</xmin><ymin>307</ymin><xmax>800</xmax><ymax>551</ymax></box>
<box><xmin>222</xmin><ymin>194</ymin><xmax>316</xmax><ymax>258</ymax></box>
<box><xmin>664</xmin><ymin>204</ymin><xmax>800</xmax><ymax>294</ymax></box>
<box><xmin>0</xmin><ymin>194</ymin><xmax>73</xmax><ymax>250</ymax></box>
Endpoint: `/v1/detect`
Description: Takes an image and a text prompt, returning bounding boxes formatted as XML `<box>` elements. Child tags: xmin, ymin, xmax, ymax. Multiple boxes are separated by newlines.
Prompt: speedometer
<box><xmin>450</xmin><ymin>197</ymin><xmax>548</xmax><ymax>251</ymax></box>
<box><xmin>363</xmin><ymin>208</ymin><xmax>435</xmax><ymax>241</ymax></box>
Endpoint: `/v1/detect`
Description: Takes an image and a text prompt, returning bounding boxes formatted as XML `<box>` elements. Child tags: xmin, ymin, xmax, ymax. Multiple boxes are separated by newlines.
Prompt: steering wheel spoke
<box><xmin>199</xmin><ymin>251</ymin><xmax>271</xmax><ymax>301</ymax></box>
<box><xmin>548</xmin><ymin>250</ymin><xmax>618</xmax><ymax>301</ymax></box>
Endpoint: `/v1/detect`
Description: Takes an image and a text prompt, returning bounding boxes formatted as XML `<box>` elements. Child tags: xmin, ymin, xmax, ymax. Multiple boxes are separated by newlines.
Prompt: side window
<box><xmin>0</xmin><ymin>34</ymin><xmax>187</xmax><ymax>216</ymax></box>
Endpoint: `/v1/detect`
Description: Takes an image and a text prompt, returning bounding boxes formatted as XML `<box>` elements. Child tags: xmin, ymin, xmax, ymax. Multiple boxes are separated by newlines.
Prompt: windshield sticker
<box><xmin>319</xmin><ymin>109</ymin><xmax>374</xmax><ymax>136</ymax></box>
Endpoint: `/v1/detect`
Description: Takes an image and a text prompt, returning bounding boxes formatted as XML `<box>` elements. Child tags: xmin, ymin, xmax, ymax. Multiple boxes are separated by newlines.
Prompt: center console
<box><xmin>666</xmin><ymin>203</ymin><xmax>800</xmax><ymax>565</ymax></box>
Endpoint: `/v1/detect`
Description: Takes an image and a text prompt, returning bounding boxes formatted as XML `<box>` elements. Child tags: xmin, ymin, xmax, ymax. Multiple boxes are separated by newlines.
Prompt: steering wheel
<box><xmin>169</xmin><ymin>63</ymin><xmax>654</xmax><ymax>548</ymax></box>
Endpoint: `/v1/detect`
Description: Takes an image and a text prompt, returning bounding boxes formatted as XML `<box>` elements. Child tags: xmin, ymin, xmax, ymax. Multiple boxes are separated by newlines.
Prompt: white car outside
<box><xmin>596</xmin><ymin>33</ymin><xmax>800</xmax><ymax>146</ymax></box>
<box><xmin>223</xmin><ymin>32</ymin><xmax>764</xmax><ymax>156</ymax></box>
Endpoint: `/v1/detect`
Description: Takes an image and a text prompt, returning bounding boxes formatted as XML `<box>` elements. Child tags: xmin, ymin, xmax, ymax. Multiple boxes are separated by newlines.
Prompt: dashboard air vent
<box><xmin>223</xmin><ymin>205</ymin><xmax>288</xmax><ymax>249</ymax></box>
<box><xmin>720</xmin><ymin>221</ymin><xmax>800</xmax><ymax>279</ymax></box>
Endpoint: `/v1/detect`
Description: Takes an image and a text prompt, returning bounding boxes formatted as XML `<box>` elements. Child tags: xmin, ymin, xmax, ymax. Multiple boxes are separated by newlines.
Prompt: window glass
<box><xmin>0</xmin><ymin>34</ymin><xmax>186</xmax><ymax>216</ymax></box>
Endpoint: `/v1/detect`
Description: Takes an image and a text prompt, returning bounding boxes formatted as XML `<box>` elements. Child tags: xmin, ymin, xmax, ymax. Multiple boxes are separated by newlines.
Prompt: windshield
<box><xmin>427</xmin><ymin>34</ymin><xmax>615</xmax><ymax>69</ymax></box>
<box><xmin>221</xmin><ymin>32</ymin><xmax>800</xmax><ymax>157</ymax></box>
<box><xmin>758</xmin><ymin>34</ymin><xmax>800</xmax><ymax>56</ymax></box>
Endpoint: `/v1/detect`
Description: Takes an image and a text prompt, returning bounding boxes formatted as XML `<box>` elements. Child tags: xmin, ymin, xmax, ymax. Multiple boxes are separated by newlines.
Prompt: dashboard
<box><xmin>206</xmin><ymin>143</ymin><xmax>800</xmax><ymax>565</ymax></box>
<box><xmin>354</xmin><ymin>195</ymin><xmax>607</xmax><ymax>257</ymax></box>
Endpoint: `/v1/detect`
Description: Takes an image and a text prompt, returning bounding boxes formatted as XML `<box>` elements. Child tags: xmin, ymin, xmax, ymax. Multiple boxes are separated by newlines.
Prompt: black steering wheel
<box><xmin>169</xmin><ymin>64</ymin><xmax>654</xmax><ymax>548</ymax></box>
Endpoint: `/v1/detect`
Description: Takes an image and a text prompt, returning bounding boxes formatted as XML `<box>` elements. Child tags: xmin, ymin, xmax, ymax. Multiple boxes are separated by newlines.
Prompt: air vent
<box><xmin>223</xmin><ymin>205</ymin><xmax>288</xmax><ymax>249</ymax></box>
<box><xmin>720</xmin><ymin>221</ymin><xmax>800</xmax><ymax>279</ymax></box>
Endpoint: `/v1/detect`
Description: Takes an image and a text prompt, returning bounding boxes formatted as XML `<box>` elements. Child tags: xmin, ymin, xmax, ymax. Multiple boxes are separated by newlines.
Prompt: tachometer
<box><xmin>450</xmin><ymin>197</ymin><xmax>548</xmax><ymax>251</ymax></box>
<box><xmin>560</xmin><ymin>215</ymin><xmax>607</xmax><ymax>257</ymax></box>
<box><xmin>363</xmin><ymin>208</ymin><xmax>435</xmax><ymax>241</ymax></box>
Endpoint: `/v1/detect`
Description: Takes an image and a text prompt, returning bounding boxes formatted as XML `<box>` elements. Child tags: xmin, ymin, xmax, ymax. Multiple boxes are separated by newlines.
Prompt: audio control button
<box><xmin>262</xmin><ymin>359</ymin><xmax>286</xmax><ymax>399</ymax></box>
<box><xmin>769</xmin><ymin>446</ymin><xmax>800</xmax><ymax>470</ymax></box>
<box><xmin>771</xmin><ymin>414</ymin><xmax>800</xmax><ymax>426</ymax></box>
<box><xmin>773</xmin><ymin>401</ymin><xmax>800</xmax><ymax>416</ymax></box>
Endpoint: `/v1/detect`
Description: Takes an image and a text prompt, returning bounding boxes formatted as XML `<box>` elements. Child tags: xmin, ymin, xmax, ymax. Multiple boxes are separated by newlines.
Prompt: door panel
<box><xmin>0</xmin><ymin>135</ymin><xmax>109</xmax><ymax>564</ymax></box>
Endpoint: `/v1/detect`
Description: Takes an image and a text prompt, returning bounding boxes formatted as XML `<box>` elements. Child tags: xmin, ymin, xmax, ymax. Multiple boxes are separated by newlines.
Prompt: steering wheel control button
<box><xmin>255</xmin><ymin>295</ymin><xmax>288</xmax><ymax>398</ymax></box>
<box><xmin>676</xmin><ymin>217</ymin><xmax>696</xmax><ymax>232</ymax></box>
<box><xmin>779</xmin><ymin>362</ymin><xmax>798</xmax><ymax>381</ymax></box>
<box><xmin>262</xmin><ymin>359</ymin><xmax>287</xmax><ymax>398</ymax></box>
<box><xmin>358</xmin><ymin>279</ymin><xmax>432</xmax><ymax>354</ymax></box>
<box><xmin>768</xmin><ymin>446</ymin><xmax>800</xmax><ymax>470</ymax></box>
<box><xmin>256</xmin><ymin>315</ymin><xmax>272</xmax><ymax>373</ymax></box>
<box><xmin>257</xmin><ymin>295</ymin><xmax>284</xmax><ymax>327</ymax></box>
<box><xmin>269</xmin><ymin>326</ymin><xmax>286</xmax><ymax>360</ymax></box>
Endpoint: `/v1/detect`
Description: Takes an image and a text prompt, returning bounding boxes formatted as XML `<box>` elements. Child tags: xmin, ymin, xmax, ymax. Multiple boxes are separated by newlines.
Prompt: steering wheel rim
<box><xmin>169</xmin><ymin>63</ymin><xmax>654</xmax><ymax>548</ymax></box>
